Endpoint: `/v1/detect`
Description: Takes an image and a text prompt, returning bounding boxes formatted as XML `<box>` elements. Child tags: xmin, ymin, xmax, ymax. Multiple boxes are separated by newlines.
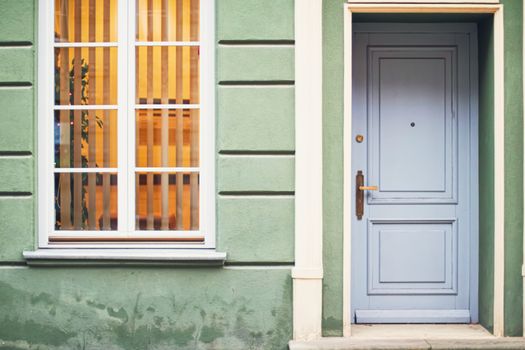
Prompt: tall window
<box><xmin>39</xmin><ymin>0</ymin><xmax>215</xmax><ymax>248</ymax></box>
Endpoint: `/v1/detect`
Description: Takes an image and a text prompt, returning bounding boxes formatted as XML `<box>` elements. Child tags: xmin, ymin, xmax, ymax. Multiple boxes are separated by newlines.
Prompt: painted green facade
<box><xmin>0</xmin><ymin>0</ymin><xmax>295</xmax><ymax>348</ymax></box>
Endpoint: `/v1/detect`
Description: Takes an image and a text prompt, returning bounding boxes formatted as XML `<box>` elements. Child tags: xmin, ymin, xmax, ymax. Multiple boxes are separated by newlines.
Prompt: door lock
<box><xmin>356</xmin><ymin>170</ymin><xmax>378</xmax><ymax>220</ymax></box>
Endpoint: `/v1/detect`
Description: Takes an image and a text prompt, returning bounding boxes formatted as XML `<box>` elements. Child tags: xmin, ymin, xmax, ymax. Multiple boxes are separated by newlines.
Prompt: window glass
<box><xmin>51</xmin><ymin>0</ymin><xmax>203</xmax><ymax>239</ymax></box>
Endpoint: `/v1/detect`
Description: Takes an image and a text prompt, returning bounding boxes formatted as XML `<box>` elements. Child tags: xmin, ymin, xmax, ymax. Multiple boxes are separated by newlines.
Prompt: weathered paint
<box><xmin>502</xmin><ymin>0</ymin><xmax>524</xmax><ymax>337</ymax></box>
<box><xmin>217</xmin><ymin>87</ymin><xmax>295</xmax><ymax>152</ymax></box>
<box><xmin>321</xmin><ymin>0</ymin><xmax>345</xmax><ymax>337</ymax></box>
<box><xmin>478</xmin><ymin>15</ymin><xmax>496</xmax><ymax>335</ymax></box>
<box><xmin>0</xmin><ymin>268</ymin><xmax>292</xmax><ymax>350</ymax></box>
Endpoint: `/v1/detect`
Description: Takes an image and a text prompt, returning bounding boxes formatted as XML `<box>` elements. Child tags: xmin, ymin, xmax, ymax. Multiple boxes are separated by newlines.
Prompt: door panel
<box><xmin>351</xmin><ymin>24</ymin><xmax>477</xmax><ymax>324</ymax></box>
<box><xmin>369</xmin><ymin>49</ymin><xmax>457</xmax><ymax>203</ymax></box>
<box><xmin>368</xmin><ymin>219</ymin><xmax>457</xmax><ymax>294</ymax></box>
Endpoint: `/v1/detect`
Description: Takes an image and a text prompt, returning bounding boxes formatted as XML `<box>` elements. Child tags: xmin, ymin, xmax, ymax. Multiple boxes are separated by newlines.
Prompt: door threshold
<box><xmin>355</xmin><ymin>310</ymin><xmax>471</xmax><ymax>324</ymax></box>
<box><xmin>350</xmin><ymin>324</ymin><xmax>493</xmax><ymax>339</ymax></box>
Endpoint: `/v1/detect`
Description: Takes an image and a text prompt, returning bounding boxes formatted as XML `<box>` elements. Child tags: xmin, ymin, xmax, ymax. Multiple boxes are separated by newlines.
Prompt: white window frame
<box><xmin>37</xmin><ymin>0</ymin><xmax>216</xmax><ymax>249</ymax></box>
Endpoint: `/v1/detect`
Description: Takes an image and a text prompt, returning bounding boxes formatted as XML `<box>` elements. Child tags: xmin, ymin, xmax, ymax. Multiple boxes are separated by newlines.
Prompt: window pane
<box><xmin>55</xmin><ymin>47</ymin><xmax>118</xmax><ymax>105</ymax></box>
<box><xmin>136</xmin><ymin>0</ymin><xmax>199</xmax><ymax>42</ymax></box>
<box><xmin>54</xmin><ymin>172</ymin><xmax>118</xmax><ymax>230</ymax></box>
<box><xmin>54</xmin><ymin>110</ymin><xmax>118</xmax><ymax>168</ymax></box>
<box><xmin>136</xmin><ymin>172</ymin><xmax>199</xmax><ymax>230</ymax></box>
<box><xmin>55</xmin><ymin>0</ymin><xmax>118</xmax><ymax>42</ymax></box>
<box><xmin>136</xmin><ymin>46</ymin><xmax>199</xmax><ymax>105</ymax></box>
<box><xmin>136</xmin><ymin>109</ymin><xmax>199</xmax><ymax>167</ymax></box>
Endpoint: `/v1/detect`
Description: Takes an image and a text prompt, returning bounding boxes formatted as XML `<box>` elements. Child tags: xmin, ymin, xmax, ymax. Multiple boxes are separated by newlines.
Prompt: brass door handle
<box><xmin>356</xmin><ymin>171</ymin><xmax>377</xmax><ymax>220</ymax></box>
<box><xmin>359</xmin><ymin>185</ymin><xmax>378</xmax><ymax>191</ymax></box>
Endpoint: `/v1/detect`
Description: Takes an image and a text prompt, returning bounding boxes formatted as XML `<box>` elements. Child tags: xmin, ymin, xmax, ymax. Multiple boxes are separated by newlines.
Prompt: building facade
<box><xmin>0</xmin><ymin>0</ymin><xmax>523</xmax><ymax>349</ymax></box>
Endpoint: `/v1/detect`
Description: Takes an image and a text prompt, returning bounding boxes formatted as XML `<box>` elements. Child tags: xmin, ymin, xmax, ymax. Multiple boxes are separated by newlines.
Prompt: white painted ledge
<box><xmin>23</xmin><ymin>249</ymin><xmax>227</xmax><ymax>266</ymax></box>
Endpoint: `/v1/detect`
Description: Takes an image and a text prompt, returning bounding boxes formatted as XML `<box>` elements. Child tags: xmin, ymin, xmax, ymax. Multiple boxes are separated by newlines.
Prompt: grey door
<box><xmin>351</xmin><ymin>24</ymin><xmax>478</xmax><ymax>323</ymax></box>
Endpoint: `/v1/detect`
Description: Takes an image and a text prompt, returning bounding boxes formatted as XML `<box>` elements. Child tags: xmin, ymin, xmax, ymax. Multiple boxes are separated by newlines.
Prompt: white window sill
<box><xmin>23</xmin><ymin>249</ymin><xmax>227</xmax><ymax>266</ymax></box>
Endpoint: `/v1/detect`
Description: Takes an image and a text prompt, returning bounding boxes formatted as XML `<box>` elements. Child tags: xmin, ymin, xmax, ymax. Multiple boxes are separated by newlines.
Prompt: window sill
<box><xmin>23</xmin><ymin>249</ymin><xmax>227</xmax><ymax>266</ymax></box>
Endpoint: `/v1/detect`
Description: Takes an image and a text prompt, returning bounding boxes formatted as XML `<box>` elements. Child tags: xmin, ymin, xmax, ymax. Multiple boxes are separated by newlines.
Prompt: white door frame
<box><xmin>292</xmin><ymin>0</ymin><xmax>505</xmax><ymax>341</ymax></box>
<box><xmin>342</xmin><ymin>2</ymin><xmax>504</xmax><ymax>337</ymax></box>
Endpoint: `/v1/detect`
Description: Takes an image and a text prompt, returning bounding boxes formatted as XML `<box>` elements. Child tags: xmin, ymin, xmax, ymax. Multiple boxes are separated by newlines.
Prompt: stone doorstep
<box><xmin>288</xmin><ymin>338</ymin><xmax>525</xmax><ymax>350</ymax></box>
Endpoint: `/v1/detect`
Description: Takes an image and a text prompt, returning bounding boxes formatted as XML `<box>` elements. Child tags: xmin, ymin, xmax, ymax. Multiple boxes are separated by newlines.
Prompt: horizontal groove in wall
<box><xmin>0</xmin><ymin>192</ymin><xmax>32</xmax><ymax>197</ymax></box>
<box><xmin>223</xmin><ymin>262</ymin><xmax>294</xmax><ymax>268</ymax></box>
<box><xmin>0</xmin><ymin>82</ymin><xmax>32</xmax><ymax>87</ymax></box>
<box><xmin>218</xmin><ymin>40</ymin><xmax>295</xmax><ymax>46</ymax></box>
<box><xmin>219</xmin><ymin>153</ymin><xmax>294</xmax><ymax>158</ymax></box>
<box><xmin>0</xmin><ymin>262</ymin><xmax>28</xmax><ymax>267</ymax></box>
<box><xmin>0</xmin><ymin>42</ymin><xmax>33</xmax><ymax>47</ymax></box>
<box><xmin>219</xmin><ymin>191</ymin><xmax>295</xmax><ymax>196</ymax></box>
<box><xmin>218</xmin><ymin>85</ymin><xmax>294</xmax><ymax>89</ymax></box>
<box><xmin>0</xmin><ymin>151</ymin><xmax>32</xmax><ymax>156</ymax></box>
<box><xmin>218</xmin><ymin>81</ymin><xmax>294</xmax><ymax>86</ymax></box>
<box><xmin>219</xmin><ymin>150</ymin><xmax>295</xmax><ymax>156</ymax></box>
<box><xmin>218</xmin><ymin>194</ymin><xmax>294</xmax><ymax>199</ymax></box>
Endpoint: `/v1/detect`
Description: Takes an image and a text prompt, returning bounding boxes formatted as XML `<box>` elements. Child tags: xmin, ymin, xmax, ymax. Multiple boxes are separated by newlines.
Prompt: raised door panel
<box><xmin>368</xmin><ymin>48</ymin><xmax>457</xmax><ymax>204</ymax></box>
<box><xmin>367</xmin><ymin>219</ymin><xmax>457</xmax><ymax>295</ymax></box>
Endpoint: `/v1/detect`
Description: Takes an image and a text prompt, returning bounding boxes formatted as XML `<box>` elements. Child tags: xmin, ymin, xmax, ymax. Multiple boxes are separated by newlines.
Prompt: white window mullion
<box><xmin>117</xmin><ymin>0</ymin><xmax>130</xmax><ymax>234</ymax></box>
<box><xmin>127</xmin><ymin>0</ymin><xmax>137</xmax><ymax>234</ymax></box>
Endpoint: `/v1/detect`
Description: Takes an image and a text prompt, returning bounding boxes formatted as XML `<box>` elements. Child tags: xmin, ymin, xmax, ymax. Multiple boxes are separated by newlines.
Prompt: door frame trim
<box><xmin>342</xmin><ymin>3</ymin><xmax>504</xmax><ymax>337</ymax></box>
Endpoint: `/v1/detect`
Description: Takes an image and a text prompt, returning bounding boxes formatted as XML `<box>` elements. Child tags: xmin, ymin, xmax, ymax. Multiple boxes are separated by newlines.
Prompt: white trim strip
<box><xmin>493</xmin><ymin>5</ymin><xmax>505</xmax><ymax>337</ymax></box>
<box><xmin>53</xmin><ymin>42</ymin><xmax>118</xmax><ymax>47</ymax></box>
<box><xmin>347</xmin><ymin>3</ymin><xmax>501</xmax><ymax>13</ymax></box>
<box><xmin>343</xmin><ymin>6</ymin><xmax>353</xmax><ymax>338</ymax></box>
<box><xmin>53</xmin><ymin>105</ymin><xmax>118</xmax><ymax>110</ymax></box>
<box><xmin>24</xmin><ymin>249</ymin><xmax>226</xmax><ymax>263</ymax></box>
<box><xmin>292</xmin><ymin>268</ymin><xmax>323</xmax><ymax>279</ymax></box>
<box><xmin>135</xmin><ymin>41</ymin><xmax>200</xmax><ymax>46</ymax></box>
<box><xmin>293</xmin><ymin>0</ymin><xmax>323</xmax><ymax>342</ymax></box>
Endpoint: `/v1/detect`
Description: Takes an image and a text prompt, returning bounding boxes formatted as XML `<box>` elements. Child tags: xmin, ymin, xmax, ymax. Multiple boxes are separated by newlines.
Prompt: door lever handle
<box><xmin>356</xmin><ymin>170</ymin><xmax>377</xmax><ymax>220</ymax></box>
<box><xmin>359</xmin><ymin>185</ymin><xmax>378</xmax><ymax>191</ymax></box>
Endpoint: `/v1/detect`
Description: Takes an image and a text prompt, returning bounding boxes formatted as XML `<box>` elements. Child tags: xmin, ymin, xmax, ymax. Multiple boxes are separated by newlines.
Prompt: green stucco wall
<box><xmin>321</xmin><ymin>0</ymin><xmax>525</xmax><ymax>337</ymax></box>
<box><xmin>0</xmin><ymin>0</ymin><xmax>296</xmax><ymax>348</ymax></box>
<box><xmin>502</xmin><ymin>0</ymin><xmax>524</xmax><ymax>337</ymax></box>
<box><xmin>322</xmin><ymin>0</ymin><xmax>345</xmax><ymax>337</ymax></box>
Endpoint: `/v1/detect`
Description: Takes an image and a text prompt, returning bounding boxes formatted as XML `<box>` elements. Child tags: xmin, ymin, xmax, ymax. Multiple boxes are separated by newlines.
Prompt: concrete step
<box><xmin>289</xmin><ymin>338</ymin><xmax>525</xmax><ymax>350</ymax></box>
